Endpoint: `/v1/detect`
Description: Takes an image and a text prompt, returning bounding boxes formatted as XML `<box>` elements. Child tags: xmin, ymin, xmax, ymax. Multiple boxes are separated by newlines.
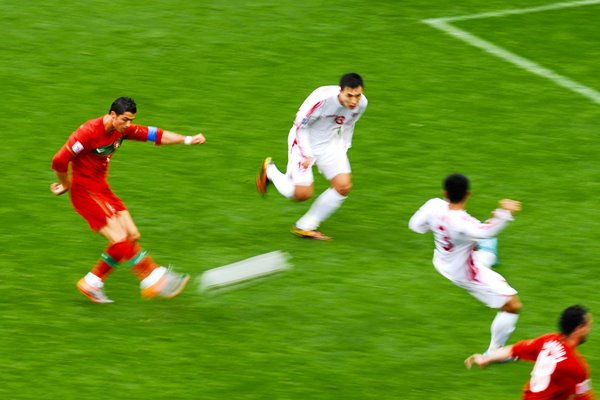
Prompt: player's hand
<box><xmin>465</xmin><ymin>354</ymin><xmax>486</xmax><ymax>369</ymax></box>
<box><xmin>301</xmin><ymin>156</ymin><xmax>314</xmax><ymax>169</ymax></box>
<box><xmin>50</xmin><ymin>182</ymin><xmax>69</xmax><ymax>196</ymax></box>
<box><xmin>190</xmin><ymin>133</ymin><xmax>206</xmax><ymax>145</ymax></box>
<box><xmin>499</xmin><ymin>199</ymin><xmax>521</xmax><ymax>214</ymax></box>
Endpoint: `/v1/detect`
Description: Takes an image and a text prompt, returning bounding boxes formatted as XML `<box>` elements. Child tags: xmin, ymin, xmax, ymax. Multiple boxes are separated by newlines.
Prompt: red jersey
<box><xmin>51</xmin><ymin>116</ymin><xmax>163</xmax><ymax>184</ymax></box>
<box><xmin>512</xmin><ymin>333</ymin><xmax>594</xmax><ymax>400</ymax></box>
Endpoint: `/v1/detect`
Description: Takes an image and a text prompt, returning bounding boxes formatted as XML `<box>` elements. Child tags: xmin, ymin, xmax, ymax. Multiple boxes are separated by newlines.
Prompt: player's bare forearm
<box><xmin>465</xmin><ymin>346</ymin><xmax>513</xmax><ymax>369</ymax></box>
<box><xmin>161</xmin><ymin>131</ymin><xmax>206</xmax><ymax>145</ymax></box>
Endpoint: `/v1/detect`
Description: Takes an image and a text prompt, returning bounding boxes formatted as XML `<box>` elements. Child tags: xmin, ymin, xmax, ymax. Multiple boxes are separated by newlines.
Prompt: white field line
<box><xmin>424</xmin><ymin>0</ymin><xmax>600</xmax><ymax>23</ymax></box>
<box><xmin>422</xmin><ymin>0</ymin><xmax>600</xmax><ymax>105</ymax></box>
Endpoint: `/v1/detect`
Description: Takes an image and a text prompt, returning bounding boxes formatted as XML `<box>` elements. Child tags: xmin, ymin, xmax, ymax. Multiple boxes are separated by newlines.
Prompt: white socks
<box><xmin>266</xmin><ymin>162</ymin><xmax>347</xmax><ymax>230</ymax></box>
<box><xmin>487</xmin><ymin>311</ymin><xmax>519</xmax><ymax>353</ymax></box>
<box><xmin>296</xmin><ymin>188</ymin><xmax>347</xmax><ymax>231</ymax></box>
<box><xmin>140</xmin><ymin>266</ymin><xmax>167</xmax><ymax>289</ymax></box>
<box><xmin>266</xmin><ymin>164</ymin><xmax>295</xmax><ymax>199</ymax></box>
<box><xmin>84</xmin><ymin>272</ymin><xmax>104</xmax><ymax>288</ymax></box>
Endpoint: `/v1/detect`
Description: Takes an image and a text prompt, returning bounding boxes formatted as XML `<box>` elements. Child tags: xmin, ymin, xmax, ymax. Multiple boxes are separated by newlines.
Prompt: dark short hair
<box><xmin>560</xmin><ymin>305</ymin><xmax>589</xmax><ymax>336</ymax></box>
<box><xmin>339</xmin><ymin>73</ymin><xmax>364</xmax><ymax>90</ymax></box>
<box><xmin>110</xmin><ymin>97</ymin><xmax>137</xmax><ymax>115</ymax></box>
<box><xmin>444</xmin><ymin>173</ymin><xmax>470</xmax><ymax>203</ymax></box>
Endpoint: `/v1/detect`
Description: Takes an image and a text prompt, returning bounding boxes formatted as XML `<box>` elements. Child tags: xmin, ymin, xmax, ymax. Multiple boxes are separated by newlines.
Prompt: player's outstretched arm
<box><xmin>465</xmin><ymin>346</ymin><xmax>513</xmax><ymax>369</ymax></box>
<box><xmin>161</xmin><ymin>131</ymin><xmax>206</xmax><ymax>145</ymax></box>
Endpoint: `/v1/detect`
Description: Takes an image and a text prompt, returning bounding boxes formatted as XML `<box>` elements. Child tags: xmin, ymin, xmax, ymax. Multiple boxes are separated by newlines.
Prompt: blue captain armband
<box><xmin>147</xmin><ymin>126</ymin><xmax>158</xmax><ymax>142</ymax></box>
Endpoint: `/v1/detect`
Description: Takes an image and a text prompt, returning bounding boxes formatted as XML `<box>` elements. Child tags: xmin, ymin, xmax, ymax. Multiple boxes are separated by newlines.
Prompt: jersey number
<box><xmin>529</xmin><ymin>342</ymin><xmax>567</xmax><ymax>393</ymax></box>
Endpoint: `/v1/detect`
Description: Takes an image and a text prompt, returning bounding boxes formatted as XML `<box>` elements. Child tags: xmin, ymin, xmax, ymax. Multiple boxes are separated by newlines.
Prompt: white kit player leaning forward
<box><xmin>256</xmin><ymin>73</ymin><xmax>368</xmax><ymax>240</ymax></box>
<box><xmin>409</xmin><ymin>173</ymin><xmax>523</xmax><ymax>355</ymax></box>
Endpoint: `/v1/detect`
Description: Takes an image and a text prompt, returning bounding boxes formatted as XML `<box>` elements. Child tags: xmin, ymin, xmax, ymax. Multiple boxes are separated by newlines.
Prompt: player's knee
<box><xmin>108</xmin><ymin>232</ymin><xmax>129</xmax><ymax>244</ymax></box>
<box><xmin>293</xmin><ymin>186</ymin><xmax>313</xmax><ymax>201</ymax></box>
<box><xmin>503</xmin><ymin>296</ymin><xmax>522</xmax><ymax>313</ymax></box>
<box><xmin>335</xmin><ymin>182</ymin><xmax>352</xmax><ymax>196</ymax></box>
<box><xmin>331</xmin><ymin>174</ymin><xmax>352</xmax><ymax>196</ymax></box>
<box><xmin>129</xmin><ymin>231</ymin><xmax>141</xmax><ymax>242</ymax></box>
<box><xmin>101</xmin><ymin>219</ymin><xmax>129</xmax><ymax>244</ymax></box>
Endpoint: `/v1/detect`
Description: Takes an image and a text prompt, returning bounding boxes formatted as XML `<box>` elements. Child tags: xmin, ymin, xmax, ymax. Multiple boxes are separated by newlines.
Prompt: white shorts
<box><xmin>286</xmin><ymin>129</ymin><xmax>351</xmax><ymax>186</ymax></box>
<box><xmin>437</xmin><ymin>251</ymin><xmax>517</xmax><ymax>309</ymax></box>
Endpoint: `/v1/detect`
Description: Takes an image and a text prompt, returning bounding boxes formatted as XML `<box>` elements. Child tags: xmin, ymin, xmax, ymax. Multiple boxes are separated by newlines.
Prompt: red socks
<box><xmin>90</xmin><ymin>240</ymin><xmax>159</xmax><ymax>281</ymax></box>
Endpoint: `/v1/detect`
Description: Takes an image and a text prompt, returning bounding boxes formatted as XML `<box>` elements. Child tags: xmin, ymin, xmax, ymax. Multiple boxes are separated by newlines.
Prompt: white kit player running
<box><xmin>256</xmin><ymin>73</ymin><xmax>368</xmax><ymax>240</ymax></box>
<box><xmin>409</xmin><ymin>173</ymin><xmax>523</xmax><ymax>354</ymax></box>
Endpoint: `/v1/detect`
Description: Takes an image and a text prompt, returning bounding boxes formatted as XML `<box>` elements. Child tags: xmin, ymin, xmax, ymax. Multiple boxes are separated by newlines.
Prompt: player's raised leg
<box><xmin>256</xmin><ymin>157</ymin><xmax>273</xmax><ymax>196</ymax></box>
<box><xmin>257</xmin><ymin>157</ymin><xmax>297</xmax><ymax>199</ymax></box>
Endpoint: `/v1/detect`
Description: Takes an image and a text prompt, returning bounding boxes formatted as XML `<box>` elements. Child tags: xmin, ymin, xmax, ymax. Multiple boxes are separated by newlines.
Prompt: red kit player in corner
<box><xmin>466</xmin><ymin>305</ymin><xmax>595</xmax><ymax>400</ymax></box>
<box><xmin>51</xmin><ymin>97</ymin><xmax>206</xmax><ymax>303</ymax></box>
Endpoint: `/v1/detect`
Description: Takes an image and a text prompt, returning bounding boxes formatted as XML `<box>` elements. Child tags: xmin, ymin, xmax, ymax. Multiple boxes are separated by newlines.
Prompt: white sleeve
<box><xmin>459</xmin><ymin>209</ymin><xmax>514</xmax><ymax>239</ymax></box>
<box><xmin>409</xmin><ymin>199</ymin><xmax>435</xmax><ymax>234</ymax></box>
<box><xmin>294</xmin><ymin>101</ymin><xmax>324</xmax><ymax>158</ymax></box>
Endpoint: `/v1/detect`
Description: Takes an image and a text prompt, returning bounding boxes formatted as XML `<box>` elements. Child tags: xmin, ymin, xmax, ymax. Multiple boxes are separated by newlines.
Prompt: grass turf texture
<box><xmin>1</xmin><ymin>0</ymin><xmax>600</xmax><ymax>398</ymax></box>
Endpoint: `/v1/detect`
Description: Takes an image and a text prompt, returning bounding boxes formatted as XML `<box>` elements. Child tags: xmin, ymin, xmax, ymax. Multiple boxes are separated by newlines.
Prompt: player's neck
<box><xmin>448</xmin><ymin>201</ymin><xmax>466</xmax><ymax>211</ymax></box>
<box><xmin>102</xmin><ymin>114</ymin><xmax>115</xmax><ymax>134</ymax></box>
<box><xmin>564</xmin><ymin>335</ymin><xmax>580</xmax><ymax>348</ymax></box>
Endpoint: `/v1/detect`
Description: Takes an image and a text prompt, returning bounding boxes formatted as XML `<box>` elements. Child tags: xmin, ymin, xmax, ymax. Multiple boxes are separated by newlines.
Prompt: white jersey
<box><xmin>291</xmin><ymin>85</ymin><xmax>368</xmax><ymax>158</ymax></box>
<box><xmin>409</xmin><ymin>198</ymin><xmax>514</xmax><ymax>282</ymax></box>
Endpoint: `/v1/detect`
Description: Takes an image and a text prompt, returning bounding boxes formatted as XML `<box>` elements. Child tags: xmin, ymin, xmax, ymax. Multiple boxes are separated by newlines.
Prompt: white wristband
<box><xmin>184</xmin><ymin>136</ymin><xmax>193</xmax><ymax>145</ymax></box>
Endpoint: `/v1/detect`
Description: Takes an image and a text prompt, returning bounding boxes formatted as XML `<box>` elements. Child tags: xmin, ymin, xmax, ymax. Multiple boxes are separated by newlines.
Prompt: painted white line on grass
<box><xmin>423</xmin><ymin>1</ymin><xmax>600</xmax><ymax>105</ymax></box>
<box><xmin>424</xmin><ymin>0</ymin><xmax>600</xmax><ymax>23</ymax></box>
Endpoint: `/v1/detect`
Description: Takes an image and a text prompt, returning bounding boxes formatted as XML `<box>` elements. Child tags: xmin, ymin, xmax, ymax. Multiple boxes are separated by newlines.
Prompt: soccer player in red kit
<box><xmin>466</xmin><ymin>305</ymin><xmax>595</xmax><ymax>400</ymax></box>
<box><xmin>51</xmin><ymin>97</ymin><xmax>206</xmax><ymax>303</ymax></box>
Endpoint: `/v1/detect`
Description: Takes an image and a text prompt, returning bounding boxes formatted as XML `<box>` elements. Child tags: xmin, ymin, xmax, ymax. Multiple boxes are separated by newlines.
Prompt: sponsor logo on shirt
<box><xmin>72</xmin><ymin>141</ymin><xmax>84</xmax><ymax>154</ymax></box>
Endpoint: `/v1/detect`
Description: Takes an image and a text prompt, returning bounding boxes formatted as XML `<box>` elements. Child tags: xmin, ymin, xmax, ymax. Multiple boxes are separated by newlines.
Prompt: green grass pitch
<box><xmin>1</xmin><ymin>1</ymin><xmax>599</xmax><ymax>399</ymax></box>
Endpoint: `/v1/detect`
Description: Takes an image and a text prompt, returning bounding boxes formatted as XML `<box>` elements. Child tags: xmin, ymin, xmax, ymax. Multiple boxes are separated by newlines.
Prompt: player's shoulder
<box><xmin>425</xmin><ymin>197</ymin><xmax>448</xmax><ymax>209</ymax></box>
<box><xmin>521</xmin><ymin>333</ymin><xmax>563</xmax><ymax>349</ymax></box>
<box><xmin>298</xmin><ymin>86</ymin><xmax>337</xmax><ymax>114</ymax></box>
<box><xmin>360</xmin><ymin>94</ymin><xmax>368</xmax><ymax>107</ymax></box>
<box><xmin>419</xmin><ymin>197</ymin><xmax>448</xmax><ymax>215</ymax></box>
<box><xmin>308</xmin><ymin>85</ymin><xmax>339</xmax><ymax>102</ymax></box>
<box><xmin>75</xmin><ymin>116</ymin><xmax>103</xmax><ymax>137</ymax></box>
<box><xmin>316</xmin><ymin>85</ymin><xmax>340</xmax><ymax>94</ymax></box>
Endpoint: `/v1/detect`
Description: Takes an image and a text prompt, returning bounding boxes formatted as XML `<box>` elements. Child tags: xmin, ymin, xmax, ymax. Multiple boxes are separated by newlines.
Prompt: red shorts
<box><xmin>70</xmin><ymin>181</ymin><xmax>127</xmax><ymax>231</ymax></box>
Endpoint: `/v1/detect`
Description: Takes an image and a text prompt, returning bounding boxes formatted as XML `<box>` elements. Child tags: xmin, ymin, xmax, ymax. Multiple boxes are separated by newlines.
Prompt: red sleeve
<box><xmin>124</xmin><ymin>125</ymin><xmax>164</xmax><ymax>145</ymax></box>
<box><xmin>511</xmin><ymin>334</ymin><xmax>551</xmax><ymax>361</ymax></box>
<box><xmin>52</xmin><ymin>124</ymin><xmax>92</xmax><ymax>172</ymax></box>
<box><xmin>51</xmin><ymin>145</ymin><xmax>75</xmax><ymax>173</ymax></box>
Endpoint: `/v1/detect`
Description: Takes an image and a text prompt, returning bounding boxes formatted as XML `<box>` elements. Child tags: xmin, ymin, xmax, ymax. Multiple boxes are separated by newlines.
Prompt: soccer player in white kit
<box><xmin>409</xmin><ymin>173</ymin><xmax>523</xmax><ymax>354</ymax></box>
<box><xmin>256</xmin><ymin>73</ymin><xmax>368</xmax><ymax>240</ymax></box>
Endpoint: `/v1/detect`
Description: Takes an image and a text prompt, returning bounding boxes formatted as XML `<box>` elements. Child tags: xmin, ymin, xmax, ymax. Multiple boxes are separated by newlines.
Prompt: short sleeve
<box><xmin>124</xmin><ymin>125</ymin><xmax>164</xmax><ymax>144</ymax></box>
<box><xmin>511</xmin><ymin>335</ymin><xmax>549</xmax><ymax>361</ymax></box>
